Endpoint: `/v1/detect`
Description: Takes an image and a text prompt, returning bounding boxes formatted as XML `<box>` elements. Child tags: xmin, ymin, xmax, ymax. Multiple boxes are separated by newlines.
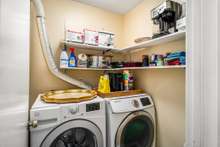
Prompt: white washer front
<box><xmin>41</xmin><ymin>119</ymin><xmax>103</xmax><ymax>147</ymax></box>
<box><xmin>30</xmin><ymin>95</ymin><xmax>106</xmax><ymax>147</ymax></box>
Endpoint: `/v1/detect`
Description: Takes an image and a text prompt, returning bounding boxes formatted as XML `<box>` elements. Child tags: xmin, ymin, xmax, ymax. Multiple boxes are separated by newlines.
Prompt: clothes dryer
<box><xmin>105</xmin><ymin>94</ymin><xmax>156</xmax><ymax>147</ymax></box>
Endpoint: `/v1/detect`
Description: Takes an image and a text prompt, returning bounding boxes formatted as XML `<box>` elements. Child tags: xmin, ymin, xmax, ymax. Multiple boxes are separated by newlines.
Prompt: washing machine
<box><xmin>105</xmin><ymin>94</ymin><xmax>156</xmax><ymax>147</ymax></box>
<box><xmin>30</xmin><ymin>94</ymin><xmax>106</xmax><ymax>147</ymax></box>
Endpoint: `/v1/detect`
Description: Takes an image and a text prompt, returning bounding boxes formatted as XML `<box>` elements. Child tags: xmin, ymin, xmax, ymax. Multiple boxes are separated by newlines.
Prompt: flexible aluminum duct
<box><xmin>32</xmin><ymin>0</ymin><xmax>92</xmax><ymax>89</ymax></box>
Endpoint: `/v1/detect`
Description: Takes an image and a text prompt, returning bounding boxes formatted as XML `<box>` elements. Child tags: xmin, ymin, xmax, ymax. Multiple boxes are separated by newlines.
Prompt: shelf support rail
<box><xmin>31</xmin><ymin>0</ymin><xmax>92</xmax><ymax>89</ymax></box>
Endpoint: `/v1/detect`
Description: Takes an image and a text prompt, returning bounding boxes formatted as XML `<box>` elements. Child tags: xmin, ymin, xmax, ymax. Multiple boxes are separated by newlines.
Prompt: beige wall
<box><xmin>122</xmin><ymin>0</ymin><xmax>186</xmax><ymax>147</ymax></box>
<box><xmin>123</xmin><ymin>0</ymin><xmax>162</xmax><ymax>47</ymax></box>
<box><xmin>30</xmin><ymin>0</ymin><xmax>185</xmax><ymax>147</ymax></box>
<box><xmin>131</xmin><ymin>41</ymin><xmax>185</xmax><ymax>147</ymax></box>
<box><xmin>30</xmin><ymin>0</ymin><xmax>124</xmax><ymax>105</ymax></box>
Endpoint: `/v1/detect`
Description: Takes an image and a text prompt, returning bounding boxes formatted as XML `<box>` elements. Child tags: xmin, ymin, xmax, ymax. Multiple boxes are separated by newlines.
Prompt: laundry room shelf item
<box><xmin>120</xmin><ymin>31</ymin><xmax>186</xmax><ymax>52</ymax></box>
<box><xmin>41</xmin><ymin>89</ymin><xmax>97</xmax><ymax>103</ymax></box>
<box><xmin>98</xmin><ymin>90</ymin><xmax>145</xmax><ymax>98</ymax></box>
<box><xmin>61</xmin><ymin>31</ymin><xmax>185</xmax><ymax>53</ymax></box>
<box><xmin>60</xmin><ymin>65</ymin><xmax>186</xmax><ymax>71</ymax></box>
<box><xmin>62</xmin><ymin>41</ymin><xmax>120</xmax><ymax>52</ymax></box>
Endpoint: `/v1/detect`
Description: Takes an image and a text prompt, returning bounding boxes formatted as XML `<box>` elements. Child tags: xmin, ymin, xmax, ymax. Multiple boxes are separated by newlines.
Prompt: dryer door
<box><xmin>116</xmin><ymin>111</ymin><xmax>155</xmax><ymax>147</ymax></box>
<box><xmin>41</xmin><ymin>120</ymin><xmax>103</xmax><ymax>147</ymax></box>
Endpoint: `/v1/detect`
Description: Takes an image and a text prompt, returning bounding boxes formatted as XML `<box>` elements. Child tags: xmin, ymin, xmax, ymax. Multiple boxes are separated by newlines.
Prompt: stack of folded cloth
<box><xmin>164</xmin><ymin>51</ymin><xmax>186</xmax><ymax>65</ymax></box>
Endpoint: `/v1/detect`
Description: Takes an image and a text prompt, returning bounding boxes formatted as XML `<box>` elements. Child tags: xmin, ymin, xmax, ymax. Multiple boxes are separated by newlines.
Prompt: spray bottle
<box><xmin>68</xmin><ymin>47</ymin><xmax>77</xmax><ymax>67</ymax></box>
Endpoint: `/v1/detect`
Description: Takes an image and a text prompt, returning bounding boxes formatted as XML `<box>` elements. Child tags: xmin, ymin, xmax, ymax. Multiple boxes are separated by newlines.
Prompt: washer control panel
<box><xmin>61</xmin><ymin>104</ymin><xmax>79</xmax><ymax>119</ymax></box>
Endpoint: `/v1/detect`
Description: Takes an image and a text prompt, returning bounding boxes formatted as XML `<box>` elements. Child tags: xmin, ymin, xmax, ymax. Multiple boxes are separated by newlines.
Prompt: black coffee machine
<box><xmin>151</xmin><ymin>0</ymin><xmax>182</xmax><ymax>38</ymax></box>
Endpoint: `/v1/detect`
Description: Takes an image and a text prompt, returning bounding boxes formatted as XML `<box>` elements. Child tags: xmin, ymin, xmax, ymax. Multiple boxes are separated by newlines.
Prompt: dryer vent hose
<box><xmin>31</xmin><ymin>0</ymin><xmax>92</xmax><ymax>89</ymax></box>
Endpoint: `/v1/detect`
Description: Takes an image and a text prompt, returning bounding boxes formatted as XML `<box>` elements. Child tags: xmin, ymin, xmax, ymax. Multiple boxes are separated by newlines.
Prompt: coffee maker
<box><xmin>151</xmin><ymin>0</ymin><xmax>182</xmax><ymax>38</ymax></box>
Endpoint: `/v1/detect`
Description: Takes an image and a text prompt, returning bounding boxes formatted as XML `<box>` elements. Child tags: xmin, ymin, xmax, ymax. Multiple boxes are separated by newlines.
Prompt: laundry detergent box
<box><xmin>65</xmin><ymin>29</ymin><xmax>84</xmax><ymax>43</ymax></box>
<box><xmin>98</xmin><ymin>31</ymin><xmax>115</xmax><ymax>48</ymax></box>
<box><xmin>84</xmin><ymin>29</ymin><xmax>99</xmax><ymax>46</ymax></box>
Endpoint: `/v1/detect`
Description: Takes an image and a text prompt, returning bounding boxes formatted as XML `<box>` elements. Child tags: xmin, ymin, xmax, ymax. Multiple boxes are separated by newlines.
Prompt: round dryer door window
<box><xmin>116</xmin><ymin>111</ymin><xmax>155</xmax><ymax>147</ymax></box>
<box><xmin>41</xmin><ymin>120</ymin><xmax>103</xmax><ymax>147</ymax></box>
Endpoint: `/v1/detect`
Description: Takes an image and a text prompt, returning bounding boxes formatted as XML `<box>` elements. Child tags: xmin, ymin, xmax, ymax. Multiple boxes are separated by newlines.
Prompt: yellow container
<box><xmin>98</xmin><ymin>75</ymin><xmax>110</xmax><ymax>93</ymax></box>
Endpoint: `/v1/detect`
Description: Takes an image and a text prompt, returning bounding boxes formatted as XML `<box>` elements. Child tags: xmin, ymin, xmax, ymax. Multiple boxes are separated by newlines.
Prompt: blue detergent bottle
<box><xmin>68</xmin><ymin>47</ymin><xmax>77</xmax><ymax>67</ymax></box>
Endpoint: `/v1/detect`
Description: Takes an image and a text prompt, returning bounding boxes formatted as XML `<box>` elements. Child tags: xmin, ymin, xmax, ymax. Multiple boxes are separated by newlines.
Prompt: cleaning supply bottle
<box><xmin>123</xmin><ymin>70</ymin><xmax>130</xmax><ymax>91</ymax></box>
<box><xmin>98</xmin><ymin>74</ymin><xmax>110</xmax><ymax>93</ymax></box>
<box><xmin>60</xmin><ymin>45</ymin><xmax>69</xmax><ymax>68</ymax></box>
<box><xmin>129</xmin><ymin>74</ymin><xmax>135</xmax><ymax>90</ymax></box>
<box><xmin>68</xmin><ymin>47</ymin><xmax>77</xmax><ymax>67</ymax></box>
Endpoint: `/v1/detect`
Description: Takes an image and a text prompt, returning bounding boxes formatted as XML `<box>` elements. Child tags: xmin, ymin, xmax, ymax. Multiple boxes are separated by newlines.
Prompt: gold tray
<box><xmin>41</xmin><ymin>89</ymin><xmax>97</xmax><ymax>103</ymax></box>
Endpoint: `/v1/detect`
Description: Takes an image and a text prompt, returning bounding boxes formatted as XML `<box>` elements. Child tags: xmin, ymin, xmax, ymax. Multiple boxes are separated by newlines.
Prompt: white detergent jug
<box><xmin>60</xmin><ymin>46</ymin><xmax>69</xmax><ymax>68</ymax></box>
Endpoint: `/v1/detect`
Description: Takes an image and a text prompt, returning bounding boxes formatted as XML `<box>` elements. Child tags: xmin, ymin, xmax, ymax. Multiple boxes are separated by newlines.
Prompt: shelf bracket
<box><xmin>102</xmin><ymin>49</ymin><xmax>111</xmax><ymax>55</ymax></box>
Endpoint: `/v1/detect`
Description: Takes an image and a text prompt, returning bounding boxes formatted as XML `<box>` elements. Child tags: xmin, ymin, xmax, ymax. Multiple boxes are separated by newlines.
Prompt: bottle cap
<box><xmin>64</xmin><ymin>44</ymin><xmax>67</xmax><ymax>50</ymax></box>
<box><xmin>70</xmin><ymin>48</ymin><xmax>75</xmax><ymax>52</ymax></box>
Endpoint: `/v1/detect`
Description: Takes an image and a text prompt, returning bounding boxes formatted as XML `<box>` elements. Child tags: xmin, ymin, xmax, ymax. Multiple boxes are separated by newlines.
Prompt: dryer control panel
<box><xmin>140</xmin><ymin>97</ymin><xmax>151</xmax><ymax>106</ymax></box>
<box><xmin>108</xmin><ymin>94</ymin><xmax>154</xmax><ymax>114</ymax></box>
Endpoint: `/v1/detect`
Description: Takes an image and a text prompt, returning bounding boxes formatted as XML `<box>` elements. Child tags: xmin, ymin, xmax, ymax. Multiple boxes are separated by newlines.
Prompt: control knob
<box><xmin>69</xmin><ymin>106</ymin><xmax>78</xmax><ymax>115</ymax></box>
<box><xmin>132</xmin><ymin>100</ymin><xmax>140</xmax><ymax>108</ymax></box>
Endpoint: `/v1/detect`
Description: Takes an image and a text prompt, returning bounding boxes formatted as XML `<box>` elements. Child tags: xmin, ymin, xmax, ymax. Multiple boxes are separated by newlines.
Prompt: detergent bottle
<box><xmin>68</xmin><ymin>48</ymin><xmax>77</xmax><ymax>67</ymax></box>
<box><xmin>60</xmin><ymin>45</ymin><xmax>69</xmax><ymax>68</ymax></box>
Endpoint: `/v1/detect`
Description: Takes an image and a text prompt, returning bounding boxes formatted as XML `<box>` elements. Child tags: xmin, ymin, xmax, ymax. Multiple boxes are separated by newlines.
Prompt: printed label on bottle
<box><xmin>70</xmin><ymin>60</ymin><xmax>75</xmax><ymax>65</ymax></box>
<box><xmin>60</xmin><ymin>59</ymin><xmax>68</xmax><ymax>68</ymax></box>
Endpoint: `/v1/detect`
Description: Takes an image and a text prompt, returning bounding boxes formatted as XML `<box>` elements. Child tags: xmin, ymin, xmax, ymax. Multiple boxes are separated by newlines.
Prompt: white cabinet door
<box><xmin>0</xmin><ymin>0</ymin><xmax>29</xmax><ymax>147</ymax></box>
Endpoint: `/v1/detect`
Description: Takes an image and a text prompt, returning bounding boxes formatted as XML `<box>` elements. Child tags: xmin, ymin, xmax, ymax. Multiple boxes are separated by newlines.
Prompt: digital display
<box><xmin>86</xmin><ymin>103</ymin><xmax>100</xmax><ymax>112</ymax></box>
<box><xmin>140</xmin><ymin>97</ymin><xmax>151</xmax><ymax>106</ymax></box>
